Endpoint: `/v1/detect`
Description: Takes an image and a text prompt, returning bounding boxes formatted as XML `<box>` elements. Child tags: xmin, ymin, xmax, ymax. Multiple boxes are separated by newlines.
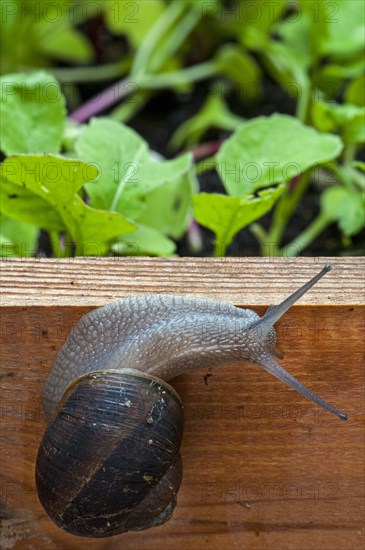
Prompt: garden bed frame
<box><xmin>1</xmin><ymin>257</ymin><xmax>364</xmax><ymax>549</ymax></box>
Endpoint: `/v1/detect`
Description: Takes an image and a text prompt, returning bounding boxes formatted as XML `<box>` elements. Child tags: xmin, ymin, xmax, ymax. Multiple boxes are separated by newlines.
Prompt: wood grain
<box><xmin>1</xmin><ymin>257</ymin><xmax>363</xmax><ymax>306</ymax></box>
<box><xmin>0</xmin><ymin>257</ymin><xmax>364</xmax><ymax>550</ymax></box>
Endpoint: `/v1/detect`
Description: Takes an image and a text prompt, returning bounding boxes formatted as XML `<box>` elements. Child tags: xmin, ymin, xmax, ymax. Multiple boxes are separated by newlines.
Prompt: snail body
<box><xmin>42</xmin><ymin>295</ymin><xmax>263</xmax><ymax>419</ymax></box>
<box><xmin>36</xmin><ymin>265</ymin><xmax>347</xmax><ymax>538</ymax></box>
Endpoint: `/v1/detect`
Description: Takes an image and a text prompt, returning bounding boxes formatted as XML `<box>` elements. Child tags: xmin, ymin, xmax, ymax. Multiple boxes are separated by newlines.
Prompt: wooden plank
<box><xmin>0</xmin><ymin>258</ymin><xmax>364</xmax><ymax>550</ymax></box>
<box><xmin>1</xmin><ymin>257</ymin><xmax>363</xmax><ymax>306</ymax></box>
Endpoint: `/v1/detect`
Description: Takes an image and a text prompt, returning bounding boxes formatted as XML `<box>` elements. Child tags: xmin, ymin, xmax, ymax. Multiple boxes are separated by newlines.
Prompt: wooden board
<box><xmin>1</xmin><ymin>257</ymin><xmax>364</xmax><ymax>550</ymax></box>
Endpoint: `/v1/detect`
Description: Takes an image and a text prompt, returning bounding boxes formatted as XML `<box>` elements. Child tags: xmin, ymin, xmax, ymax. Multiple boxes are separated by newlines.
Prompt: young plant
<box><xmin>0</xmin><ymin>72</ymin><xmax>195</xmax><ymax>257</ymax></box>
<box><xmin>1</xmin><ymin>1</ymin><xmax>364</xmax><ymax>257</ymax></box>
<box><xmin>193</xmin><ymin>115</ymin><xmax>343</xmax><ymax>256</ymax></box>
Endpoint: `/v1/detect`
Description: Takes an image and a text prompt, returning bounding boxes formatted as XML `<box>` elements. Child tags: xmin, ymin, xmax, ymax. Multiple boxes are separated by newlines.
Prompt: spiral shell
<box><xmin>35</xmin><ymin>370</ymin><xmax>184</xmax><ymax>537</ymax></box>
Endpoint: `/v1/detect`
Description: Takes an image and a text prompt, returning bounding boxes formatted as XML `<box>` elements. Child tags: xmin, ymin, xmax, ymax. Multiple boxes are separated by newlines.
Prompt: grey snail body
<box><xmin>36</xmin><ymin>265</ymin><xmax>347</xmax><ymax>538</ymax></box>
<box><xmin>42</xmin><ymin>295</ymin><xmax>264</xmax><ymax>419</ymax></box>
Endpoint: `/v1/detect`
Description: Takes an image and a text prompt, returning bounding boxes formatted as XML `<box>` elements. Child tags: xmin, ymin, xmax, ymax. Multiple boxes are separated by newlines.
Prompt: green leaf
<box><xmin>0</xmin><ymin>155</ymin><xmax>135</xmax><ymax>253</ymax></box>
<box><xmin>311</xmin><ymin>101</ymin><xmax>365</xmax><ymax>144</ymax></box>
<box><xmin>104</xmin><ymin>0</ymin><xmax>165</xmax><ymax>47</ymax></box>
<box><xmin>321</xmin><ymin>186</ymin><xmax>365</xmax><ymax>236</ymax></box>
<box><xmin>131</xmin><ymin>1</ymin><xmax>201</xmax><ymax>77</ymax></box>
<box><xmin>0</xmin><ymin>215</ymin><xmax>39</xmax><ymax>257</ymax></box>
<box><xmin>193</xmin><ymin>184</ymin><xmax>285</xmax><ymax>254</ymax></box>
<box><xmin>353</xmin><ymin>161</ymin><xmax>365</xmax><ymax>173</ymax></box>
<box><xmin>0</xmin><ymin>71</ymin><xmax>66</xmax><ymax>155</ymax></box>
<box><xmin>345</xmin><ymin>74</ymin><xmax>365</xmax><ymax>107</ymax></box>
<box><xmin>300</xmin><ymin>0</ymin><xmax>330</xmax><ymax>57</ymax></box>
<box><xmin>214</xmin><ymin>44</ymin><xmax>261</xmax><ymax>92</ymax></box>
<box><xmin>0</xmin><ymin>1</ymin><xmax>95</xmax><ymax>73</ymax></box>
<box><xmin>38</xmin><ymin>27</ymin><xmax>94</xmax><ymax>63</ymax></box>
<box><xmin>112</xmin><ymin>225</ymin><xmax>176</xmax><ymax>257</ymax></box>
<box><xmin>271</xmin><ymin>14</ymin><xmax>313</xmax><ymax>77</ymax></box>
<box><xmin>216</xmin><ymin>114</ymin><xmax>343</xmax><ymax>195</ymax></box>
<box><xmin>137</xmin><ymin>171</ymin><xmax>197</xmax><ymax>239</ymax></box>
<box><xmin>319</xmin><ymin>0</ymin><xmax>365</xmax><ymax>58</ymax></box>
<box><xmin>240</xmin><ymin>0</ymin><xmax>286</xmax><ymax>39</ymax></box>
<box><xmin>244</xmin><ymin>13</ymin><xmax>311</xmax><ymax>92</ymax></box>
<box><xmin>320</xmin><ymin>58</ymin><xmax>365</xmax><ymax>81</ymax></box>
<box><xmin>316</xmin><ymin>58</ymin><xmax>365</xmax><ymax>99</ymax></box>
<box><xmin>75</xmin><ymin>118</ymin><xmax>193</xmax><ymax>220</ymax></box>
<box><xmin>170</xmin><ymin>92</ymin><xmax>243</xmax><ymax>149</ymax></box>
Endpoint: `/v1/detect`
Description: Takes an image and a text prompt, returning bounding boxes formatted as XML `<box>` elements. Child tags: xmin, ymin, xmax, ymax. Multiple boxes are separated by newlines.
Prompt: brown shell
<box><xmin>35</xmin><ymin>370</ymin><xmax>184</xmax><ymax>537</ymax></box>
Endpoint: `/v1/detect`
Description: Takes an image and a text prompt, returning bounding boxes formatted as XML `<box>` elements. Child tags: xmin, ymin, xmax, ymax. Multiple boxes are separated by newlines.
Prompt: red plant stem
<box><xmin>69</xmin><ymin>77</ymin><xmax>134</xmax><ymax>122</ymax></box>
<box><xmin>289</xmin><ymin>174</ymin><xmax>301</xmax><ymax>191</ymax></box>
<box><xmin>190</xmin><ymin>140</ymin><xmax>221</xmax><ymax>162</ymax></box>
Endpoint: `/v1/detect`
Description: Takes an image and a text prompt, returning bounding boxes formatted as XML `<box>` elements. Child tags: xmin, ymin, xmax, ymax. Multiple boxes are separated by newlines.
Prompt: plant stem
<box><xmin>186</xmin><ymin>219</ymin><xmax>203</xmax><ymax>254</ymax></box>
<box><xmin>75</xmin><ymin>241</ymin><xmax>85</xmax><ymax>257</ymax></box>
<box><xmin>68</xmin><ymin>1</ymin><xmax>206</xmax><ymax>123</ymax></box>
<box><xmin>64</xmin><ymin>232</ymin><xmax>73</xmax><ymax>257</ymax></box>
<box><xmin>190</xmin><ymin>141</ymin><xmax>221</xmax><ymax>162</ymax></box>
<box><xmin>110</xmin><ymin>91</ymin><xmax>151</xmax><ymax>122</ymax></box>
<box><xmin>131</xmin><ymin>0</ymin><xmax>187</xmax><ymax>78</ymax></box>
<box><xmin>69</xmin><ymin>77</ymin><xmax>133</xmax><ymax>122</ymax></box>
<box><xmin>51</xmin><ymin>59</ymin><xmax>130</xmax><ymax>83</ymax></box>
<box><xmin>139</xmin><ymin>61</ymin><xmax>217</xmax><ymax>89</ymax></box>
<box><xmin>343</xmin><ymin>143</ymin><xmax>357</xmax><ymax>166</ymax></box>
<box><xmin>143</xmin><ymin>4</ymin><xmax>201</xmax><ymax>77</ymax></box>
<box><xmin>213</xmin><ymin>240</ymin><xmax>227</xmax><ymax>257</ymax></box>
<box><xmin>295</xmin><ymin>81</ymin><xmax>310</xmax><ymax>123</ymax></box>
<box><xmin>49</xmin><ymin>231</ymin><xmax>63</xmax><ymax>258</ymax></box>
<box><xmin>280</xmin><ymin>213</ymin><xmax>330</xmax><ymax>257</ymax></box>
<box><xmin>69</xmin><ymin>61</ymin><xmax>218</xmax><ymax>123</ymax></box>
<box><xmin>249</xmin><ymin>223</ymin><xmax>268</xmax><ymax>255</ymax></box>
<box><xmin>195</xmin><ymin>156</ymin><xmax>216</xmax><ymax>175</ymax></box>
<box><xmin>346</xmin><ymin>166</ymin><xmax>365</xmax><ymax>189</ymax></box>
<box><xmin>266</xmin><ymin>171</ymin><xmax>311</xmax><ymax>253</ymax></box>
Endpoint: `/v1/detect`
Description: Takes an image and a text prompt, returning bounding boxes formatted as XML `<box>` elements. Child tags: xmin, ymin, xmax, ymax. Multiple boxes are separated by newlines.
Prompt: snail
<box><xmin>35</xmin><ymin>264</ymin><xmax>347</xmax><ymax>538</ymax></box>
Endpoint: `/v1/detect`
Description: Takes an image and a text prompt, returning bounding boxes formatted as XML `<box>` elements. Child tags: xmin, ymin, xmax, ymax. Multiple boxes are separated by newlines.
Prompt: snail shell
<box><xmin>35</xmin><ymin>370</ymin><xmax>183</xmax><ymax>537</ymax></box>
